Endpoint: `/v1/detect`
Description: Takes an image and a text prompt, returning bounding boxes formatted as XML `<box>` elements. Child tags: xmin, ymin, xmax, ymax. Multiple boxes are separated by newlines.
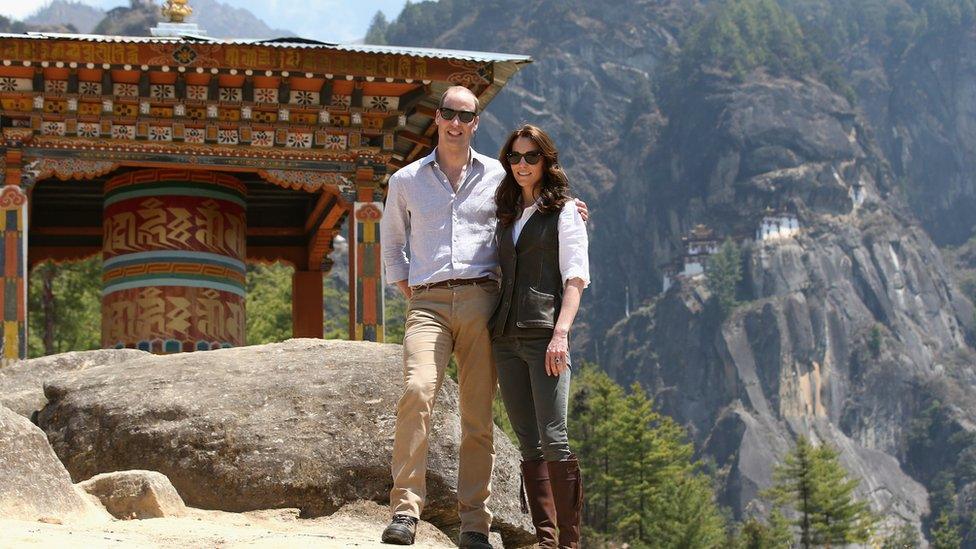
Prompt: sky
<box><xmin>0</xmin><ymin>0</ymin><xmax>409</xmax><ymax>42</ymax></box>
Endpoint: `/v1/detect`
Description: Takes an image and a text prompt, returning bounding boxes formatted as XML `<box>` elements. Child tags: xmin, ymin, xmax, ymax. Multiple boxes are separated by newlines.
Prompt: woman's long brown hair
<box><xmin>496</xmin><ymin>124</ymin><xmax>571</xmax><ymax>226</ymax></box>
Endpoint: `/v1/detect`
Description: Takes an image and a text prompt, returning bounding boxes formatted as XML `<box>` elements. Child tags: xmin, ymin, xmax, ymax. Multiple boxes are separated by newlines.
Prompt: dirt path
<box><xmin>0</xmin><ymin>502</ymin><xmax>458</xmax><ymax>548</ymax></box>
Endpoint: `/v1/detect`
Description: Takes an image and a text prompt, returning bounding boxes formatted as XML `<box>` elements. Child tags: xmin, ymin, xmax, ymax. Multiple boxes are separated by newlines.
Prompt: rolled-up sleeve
<box><xmin>558</xmin><ymin>201</ymin><xmax>590</xmax><ymax>288</ymax></box>
<box><xmin>380</xmin><ymin>173</ymin><xmax>410</xmax><ymax>284</ymax></box>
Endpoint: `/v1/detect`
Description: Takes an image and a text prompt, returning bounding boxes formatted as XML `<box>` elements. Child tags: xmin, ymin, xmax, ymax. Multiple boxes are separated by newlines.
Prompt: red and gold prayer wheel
<box><xmin>101</xmin><ymin>169</ymin><xmax>247</xmax><ymax>352</ymax></box>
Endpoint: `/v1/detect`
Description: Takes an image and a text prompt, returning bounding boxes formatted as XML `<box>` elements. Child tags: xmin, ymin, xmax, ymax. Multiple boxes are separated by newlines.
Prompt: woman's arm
<box><xmin>546</xmin><ymin>278</ymin><xmax>585</xmax><ymax>376</ymax></box>
<box><xmin>546</xmin><ymin>202</ymin><xmax>590</xmax><ymax>376</ymax></box>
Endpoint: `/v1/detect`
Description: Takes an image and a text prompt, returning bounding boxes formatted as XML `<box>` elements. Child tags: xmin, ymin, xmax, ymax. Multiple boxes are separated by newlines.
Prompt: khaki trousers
<box><xmin>390</xmin><ymin>281</ymin><xmax>499</xmax><ymax>535</ymax></box>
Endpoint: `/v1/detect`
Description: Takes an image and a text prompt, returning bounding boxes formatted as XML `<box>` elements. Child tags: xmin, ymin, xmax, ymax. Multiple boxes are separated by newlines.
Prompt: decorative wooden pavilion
<box><xmin>0</xmin><ymin>21</ymin><xmax>529</xmax><ymax>360</ymax></box>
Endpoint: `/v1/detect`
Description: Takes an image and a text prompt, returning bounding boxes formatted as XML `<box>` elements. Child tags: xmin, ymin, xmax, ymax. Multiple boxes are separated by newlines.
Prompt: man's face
<box><xmin>435</xmin><ymin>90</ymin><xmax>479</xmax><ymax>149</ymax></box>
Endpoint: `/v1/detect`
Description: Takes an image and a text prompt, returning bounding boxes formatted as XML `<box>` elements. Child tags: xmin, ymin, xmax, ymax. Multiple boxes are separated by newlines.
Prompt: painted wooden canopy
<box><xmin>0</xmin><ymin>31</ymin><xmax>529</xmax><ymax>360</ymax></box>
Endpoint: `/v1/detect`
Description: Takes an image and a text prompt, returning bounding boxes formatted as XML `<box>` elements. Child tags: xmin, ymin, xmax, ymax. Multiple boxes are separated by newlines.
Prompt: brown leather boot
<box><xmin>521</xmin><ymin>459</ymin><xmax>558</xmax><ymax>548</ymax></box>
<box><xmin>547</xmin><ymin>456</ymin><xmax>583</xmax><ymax>549</ymax></box>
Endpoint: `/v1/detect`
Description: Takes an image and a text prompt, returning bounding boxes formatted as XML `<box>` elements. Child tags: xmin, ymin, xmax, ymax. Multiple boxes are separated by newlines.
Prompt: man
<box><xmin>380</xmin><ymin>85</ymin><xmax>501</xmax><ymax>548</ymax></box>
<box><xmin>380</xmin><ymin>86</ymin><xmax>585</xmax><ymax>547</ymax></box>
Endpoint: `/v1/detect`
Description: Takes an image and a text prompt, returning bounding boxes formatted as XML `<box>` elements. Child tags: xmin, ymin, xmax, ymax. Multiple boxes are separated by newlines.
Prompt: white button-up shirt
<box><xmin>512</xmin><ymin>200</ymin><xmax>590</xmax><ymax>287</ymax></box>
<box><xmin>381</xmin><ymin>147</ymin><xmax>506</xmax><ymax>287</ymax></box>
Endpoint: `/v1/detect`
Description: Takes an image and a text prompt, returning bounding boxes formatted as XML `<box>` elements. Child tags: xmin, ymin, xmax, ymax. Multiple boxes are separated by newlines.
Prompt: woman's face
<box><xmin>509</xmin><ymin>136</ymin><xmax>545</xmax><ymax>194</ymax></box>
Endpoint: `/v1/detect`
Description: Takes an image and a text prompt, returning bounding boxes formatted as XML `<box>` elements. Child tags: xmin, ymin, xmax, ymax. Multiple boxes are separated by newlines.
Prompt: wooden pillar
<box><xmin>0</xmin><ymin>150</ymin><xmax>28</xmax><ymax>362</ymax></box>
<box><xmin>348</xmin><ymin>171</ymin><xmax>384</xmax><ymax>342</ymax></box>
<box><xmin>292</xmin><ymin>270</ymin><xmax>323</xmax><ymax>338</ymax></box>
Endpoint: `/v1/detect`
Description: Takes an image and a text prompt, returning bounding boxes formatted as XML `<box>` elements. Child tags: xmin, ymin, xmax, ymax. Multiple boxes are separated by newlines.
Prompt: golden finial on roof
<box><xmin>161</xmin><ymin>0</ymin><xmax>193</xmax><ymax>23</ymax></box>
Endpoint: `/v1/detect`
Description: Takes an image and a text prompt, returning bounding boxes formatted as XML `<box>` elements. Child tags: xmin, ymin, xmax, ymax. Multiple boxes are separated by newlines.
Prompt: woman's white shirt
<box><xmin>512</xmin><ymin>200</ymin><xmax>590</xmax><ymax>288</ymax></box>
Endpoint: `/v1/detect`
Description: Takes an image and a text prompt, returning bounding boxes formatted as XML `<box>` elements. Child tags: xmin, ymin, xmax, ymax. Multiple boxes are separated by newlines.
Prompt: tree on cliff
<box><xmin>765</xmin><ymin>436</ymin><xmax>876</xmax><ymax>547</ymax></box>
<box><xmin>677</xmin><ymin>0</ymin><xmax>813</xmax><ymax>81</ymax></box>
<box><xmin>931</xmin><ymin>509</ymin><xmax>963</xmax><ymax>549</ymax></box>
<box><xmin>615</xmin><ymin>382</ymin><xmax>725</xmax><ymax>547</ymax></box>
<box><xmin>569</xmin><ymin>369</ymin><xmax>726</xmax><ymax>547</ymax></box>
<box><xmin>706</xmin><ymin>239</ymin><xmax>742</xmax><ymax>317</ymax></box>
<box><xmin>730</xmin><ymin>511</ymin><xmax>793</xmax><ymax>549</ymax></box>
<box><xmin>571</xmin><ymin>367</ymin><xmax>625</xmax><ymax>532</ymax></box>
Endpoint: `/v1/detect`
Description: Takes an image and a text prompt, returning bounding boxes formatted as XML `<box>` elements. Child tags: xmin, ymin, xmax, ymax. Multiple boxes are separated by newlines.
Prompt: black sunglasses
<box><xmin>506</xmin><ymin>151</ymin><xmax>544</xmax><ymax>165</ymax></box>
<box><xmin>438</xmin><ymin>107</ymin><xmax>477</xmax><ymax>123</ymax></box>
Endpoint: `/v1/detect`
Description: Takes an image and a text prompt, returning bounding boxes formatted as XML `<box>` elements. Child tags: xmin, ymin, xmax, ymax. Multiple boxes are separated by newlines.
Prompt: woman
<box><xmin>489</xmin><ymin>124</ymin><xmax>589</xmax><ymax>549</ymax></box>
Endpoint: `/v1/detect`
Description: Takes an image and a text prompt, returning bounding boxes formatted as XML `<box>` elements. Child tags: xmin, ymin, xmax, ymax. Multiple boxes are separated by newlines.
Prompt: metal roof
<box><xmin>0</xmin><ymin>32</ymin><xmax>532</xmax><ymax>64</ymax></box>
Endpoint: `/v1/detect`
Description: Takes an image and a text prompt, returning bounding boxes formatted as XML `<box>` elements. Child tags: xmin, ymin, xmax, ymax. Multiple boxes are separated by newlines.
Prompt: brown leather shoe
<box><xmin>548</xmin><ymin>456</ymin><xmax>583</xmax><ymax>548</ymax></box>
<box><xmin>521</xmin><ymin>459</ymin><xmax>558</xmax><ymax>548</ymax></box>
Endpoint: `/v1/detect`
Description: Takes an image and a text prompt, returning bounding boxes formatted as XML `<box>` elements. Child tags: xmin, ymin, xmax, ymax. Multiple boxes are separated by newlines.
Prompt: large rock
<box><xmin>37</xmin><ymin>339</ymin><xmax>534</xmax><ymax>545</ymax></box>
<box><xmin>0</xmin><ymin>349</ymin><xmax>148</xmax><ymax>418</ymax></box>
<box><xmin>77</xmin><ymin>470</ymin><xmax>187</xmax><ymax>519</ymax></box>
<box><xmin>0</xmin><ymin>405</ymin><xmax>109</xmax><ymax>523</ymax></box>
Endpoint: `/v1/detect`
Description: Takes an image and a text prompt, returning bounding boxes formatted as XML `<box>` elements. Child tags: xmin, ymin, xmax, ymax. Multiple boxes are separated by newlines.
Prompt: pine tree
<box><xmin>605</xmin><ymin>383</ymin><xmax>725</xmax><ymax>548</ymax></box>
<box><xmin>706</xmin><ymin>238</ymin><xmax>742</xmax><ymax>317</ymax></box>
<box><xmin>766</xmin><ymin>437</ymin><xmax>876</xmax><ymax>548</ymax></box>
<box><xmin>733</xmin><ymin>510</ymin><xmax>794</xmax><ymax>548</ymax></box>
<box><xmin>881</xmin><ymin>523</ymin><xmax>921</xmax><ymax>548</ymax></box>
<box><xmin>767</xmin><ymin>437</ymin><xmax>816</xmax><ymax>546</ymax></box>
<box><xmin>614</xmin><ymin>383</ymin><xmax>659</xmax><ymax>543</ymax></box>
<box><xmin>654</xmin><ymin>472</ymin><xmax>726</xmax><ymax>548</ymax></box>
<box><xmin>364</xmin><ymin>10</ymin><xmax>388</xmax><ymax>45</ymax></box>
<box><xmin>809</xmin><ymin>444</ymin><xmax>874</xmax><ymax>545</ymax></box>
<box><xmin>931</xmin><ymin>510</ymin><xmax>962</xmax><ymax>549</ymax></box>
<box><xmin>569</xmin><ymin>367</ymin><xmax>626</xmax><ymax>532</ymax></box>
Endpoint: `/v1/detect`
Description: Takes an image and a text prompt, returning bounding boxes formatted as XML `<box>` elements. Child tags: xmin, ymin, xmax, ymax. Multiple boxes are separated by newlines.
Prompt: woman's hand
<box><xmin>546</xmin><ymin>330</ymin><xmax>570</xmax><ymax>376</ymax></box>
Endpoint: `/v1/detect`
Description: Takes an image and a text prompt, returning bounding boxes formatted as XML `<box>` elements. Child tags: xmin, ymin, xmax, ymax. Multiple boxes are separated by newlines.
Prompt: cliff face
<box><xmin>92</xmin><ymin>0</ymin><xmax>159</xmax><ymax>36</ymax></box>
<box><xmin>25</xmin><ymin>0</ymin><xmax>105</xmax><ymax>33</ymax></box>
<box><xmin>884</xmin><ymin>27</ymin><xmax>976</xmax><ymax>246</ymax></box>
<box><xmin>795</xmin><ymin>2</ymin><xmax>976</xmax><ymax>246</ymax></box>
<box><xmin>600</xmin><ymin>71</ymin><xmax>976</xmax><ymax>532</ymax></box>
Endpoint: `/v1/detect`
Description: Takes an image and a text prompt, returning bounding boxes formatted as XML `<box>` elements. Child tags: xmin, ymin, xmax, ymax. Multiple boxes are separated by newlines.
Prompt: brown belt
<box><xmin>412</xmin><ymin>276</ymin><xmax>495</xmax><ymax>292</ymax></box>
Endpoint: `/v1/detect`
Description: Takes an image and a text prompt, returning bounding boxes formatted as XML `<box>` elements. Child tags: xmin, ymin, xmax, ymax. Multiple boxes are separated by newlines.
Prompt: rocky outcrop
<box><xmin>0</xmin><ymin>349</ymin><xmax>148</xmax><ymax>419</ymax></box>
<box><xmin>600</xmin><ymin>68</ymin><xmax>976</xmax><ymax>536</ymax></box>
<box><xmin>77</xmin><ymin>471</ymin><xmax>187</xmax><ymax>520</ymax></box>
<box><xmin>24</xmin><ymin>0</ymin><xmax>105</xmax><ymax>33</ymax></box>
<box><xmin>0</xmin><ymin>405</ymin><xmax>109</xmax><ymax>524</ymax></box>
<box><xmin>37</xmin><ymin>339</ymin><xmax>533</xmax><ymax>545</ymax></box>
<box><xmin>92</xmin><ymin>0</ymin><xmax>158</xmax><ymax>36</ymax></box>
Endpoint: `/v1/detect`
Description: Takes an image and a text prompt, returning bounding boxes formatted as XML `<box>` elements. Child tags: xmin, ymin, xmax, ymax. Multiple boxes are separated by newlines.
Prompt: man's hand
<box><xmin>396</xmin><ymin>280</ymin><xmax>413</xmax><ymax>300</ymax></box>
<box><xmin>575</xmin><ymin>198</ymin><xmax>589</xmax><ymax>222</ymax></box>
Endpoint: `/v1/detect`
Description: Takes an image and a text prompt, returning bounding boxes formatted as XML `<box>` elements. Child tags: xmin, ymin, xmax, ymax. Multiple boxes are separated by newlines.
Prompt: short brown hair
<box><xmin>439</xmin><ymin>86</ymin><xmax>480</xmax><ymax>112</ymax></box>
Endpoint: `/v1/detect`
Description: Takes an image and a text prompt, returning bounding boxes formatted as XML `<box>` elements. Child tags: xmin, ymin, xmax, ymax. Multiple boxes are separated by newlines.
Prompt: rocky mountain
<box><xmin>783</xmin><ymin>0</ymin><xmax>976</xmax><ymax>247</ymax></box>
<box><xmin>25</xmin><ymin>0</ymin><xmax>105</xmax><ymax>33</ymax></box>
<box><xmin>91</xmin><ymin>0</ymin><xmax>158</xmax><ymax>36</ymax></box>
<box><xmin>29</xmin><ymin>0</ymin><xmax>293</xmax><ymax>39</ymax></box>
<box><xmin>375</xmin><ymin>0</ymin><xmax>976</xmax><ymax>543</ymax></box>
<box><xmin>182</xmin><ymin>0</ymin><xmax>292</xmax><ymax>39</ymax></box>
